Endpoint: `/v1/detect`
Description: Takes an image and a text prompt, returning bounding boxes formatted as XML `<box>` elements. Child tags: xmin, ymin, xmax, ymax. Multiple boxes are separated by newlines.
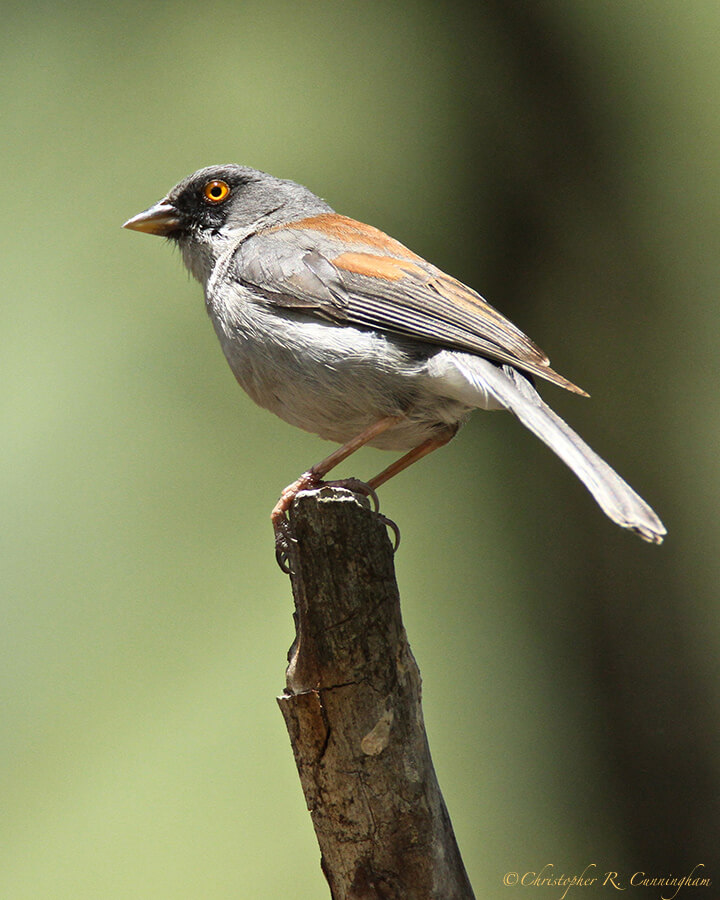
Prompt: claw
<box><xmin>378</xmin><ymin>514</ymin><xmax>401</xmax><ymax>552</ymax></box>
<box><xmin>276</xmin><ymin>547</ymin><xmax>293</xmax><ymax>574</ymax></box>
<box><xmin>274</xmin><ymin>517</ymin><xmax>296</xmax><ymax>574</ymax></box>
<box><xmin>271</xmin><ymin>470</ymin><xmax>322</xmax><ymax>574</ymax></box>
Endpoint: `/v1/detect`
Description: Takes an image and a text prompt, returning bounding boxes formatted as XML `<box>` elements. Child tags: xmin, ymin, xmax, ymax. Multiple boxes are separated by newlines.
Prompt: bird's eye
<box><xmin>203</xmin><ymin>180</ymin><xmax>230</xmax><ymax>203</ymax></box>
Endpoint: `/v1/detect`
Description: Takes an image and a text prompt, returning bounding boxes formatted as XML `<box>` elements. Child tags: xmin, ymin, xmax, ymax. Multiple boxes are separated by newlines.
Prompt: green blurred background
<box><xmin>2</xmin><ymin>1</ymin><xmax>718</xmax><ymax>896</ymax></box>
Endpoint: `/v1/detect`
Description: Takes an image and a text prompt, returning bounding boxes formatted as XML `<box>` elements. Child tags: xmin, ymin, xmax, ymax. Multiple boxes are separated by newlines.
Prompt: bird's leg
<box><xmin>326</xmin><ymin>427</ymin><xmax>457</xmax><ymax>561</ymax></box>
<box><xmin>349</xmin><ymin>430</ymin><xmax>456</xmax><ymax>559</ymax></box>
<box><xmin>272</xmin><ymin>415</ymin><xmax>402</xmax><ymax>568</ymax></box>
<box><xmin>273</xmin><ymin>421</ymin><xmax>457</xmax><ymax>572</ymax></box>
<box><xmin>272</xmin><ymin>414</ymin><xmax>403</xmax><ymax>523</ymax></box>
<box><xmin>367</xmin><ymin>426</ymin><xmax>458</xmax><ymax>489</ymax></box>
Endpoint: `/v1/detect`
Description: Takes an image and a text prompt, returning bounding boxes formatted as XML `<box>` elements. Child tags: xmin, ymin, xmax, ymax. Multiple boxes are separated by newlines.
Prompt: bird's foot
<box><xmin>272</xmin><ymin>470</ymin><xmax>321</xmax><ymax>572</ymax></box>
<box><xmin>272</xmin><ymin>474</ymin><xmax>400</xmax><ymax>573</ymax></box>
<box><xmin>274</xmin><ymin>517</ymin><xmax>296</xmax><ymax>574</ymax></box>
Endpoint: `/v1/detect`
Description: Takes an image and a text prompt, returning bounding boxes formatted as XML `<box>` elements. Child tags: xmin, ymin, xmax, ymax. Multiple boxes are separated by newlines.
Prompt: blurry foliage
<box><xmin>1</xmin><ymin>1</ymin><xmax>718</xmax><ymax>897</ymax></box>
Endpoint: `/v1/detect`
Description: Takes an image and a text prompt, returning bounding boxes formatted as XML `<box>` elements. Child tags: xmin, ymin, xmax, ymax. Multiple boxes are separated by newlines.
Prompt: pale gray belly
<box><xmin>208</xmin><ymin>295</ymin><xmax>477</xmax><ymax>450</ymax></box>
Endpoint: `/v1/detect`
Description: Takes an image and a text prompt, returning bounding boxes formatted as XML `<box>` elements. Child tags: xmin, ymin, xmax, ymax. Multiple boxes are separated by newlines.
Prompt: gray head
<box><xmin>123</xmin><ymin>164</ymin><xmax>334</xmax><ymax>281</ymax></box>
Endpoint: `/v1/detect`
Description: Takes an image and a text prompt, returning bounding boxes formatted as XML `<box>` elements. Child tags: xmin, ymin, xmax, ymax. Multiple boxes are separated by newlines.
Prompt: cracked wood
<box><xmin>277</xmin><ymin>487</ymin><xmax>475</xmax><ymax>900</ymax></box>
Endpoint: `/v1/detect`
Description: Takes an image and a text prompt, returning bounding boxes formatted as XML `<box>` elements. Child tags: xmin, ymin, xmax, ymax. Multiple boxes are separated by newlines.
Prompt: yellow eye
<box><xmin>203</xmin><ymin>180</ymin><xmax>230</xmax><ymax>203</ymax></box>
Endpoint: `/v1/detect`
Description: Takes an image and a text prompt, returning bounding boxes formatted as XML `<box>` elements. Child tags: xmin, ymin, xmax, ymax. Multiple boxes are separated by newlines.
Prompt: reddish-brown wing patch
<box><xmin>333</xmin><ymin>252</ymin><xmax>428</xmax><ymax>281</ymax></box>
<box><xmin>277</xmin><ymin>213</ymin><xmax>423</xmax><ymax>260</ymax></box>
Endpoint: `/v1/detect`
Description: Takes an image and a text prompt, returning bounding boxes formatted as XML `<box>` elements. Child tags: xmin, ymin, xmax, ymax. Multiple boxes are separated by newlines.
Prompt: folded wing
<box><xmin>234</xmin><ymin>213</ymin><xmax>588</xmax><ymax>396</ymax></box>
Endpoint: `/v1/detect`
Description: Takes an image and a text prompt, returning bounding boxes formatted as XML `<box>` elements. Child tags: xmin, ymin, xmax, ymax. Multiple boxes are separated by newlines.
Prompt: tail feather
<box><xmin>445</xmin><ymin>354</ymin><xmax>666</xmax><ymax>544</ymax></box>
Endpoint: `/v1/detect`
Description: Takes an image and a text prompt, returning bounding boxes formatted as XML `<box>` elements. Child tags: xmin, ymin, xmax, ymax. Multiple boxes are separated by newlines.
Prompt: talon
<box><xmin>378</xmin><ymin>514</ymin><xmax>401</xmax><ymax>552</ymax></box>
<box><xmin>272</xmin><ymin>471</ymin><xmax>324</xmax><ymax>575</ymax></box>
<box><xmin>274</xmin><ymin>517</ymin><xmax>296</xmax><ymax>574</ymax></box>
<box><xmin>276</xmin><ymin>546</ymin><xmax>293</xmax><ymax>574</ymax></box>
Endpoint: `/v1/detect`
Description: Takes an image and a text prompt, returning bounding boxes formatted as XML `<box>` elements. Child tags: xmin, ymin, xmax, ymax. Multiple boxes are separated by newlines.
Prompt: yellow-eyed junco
<box><xmin>124</xmin><ymin>164</ymin><xmax>665</xmax><ymax>552</ymax></box>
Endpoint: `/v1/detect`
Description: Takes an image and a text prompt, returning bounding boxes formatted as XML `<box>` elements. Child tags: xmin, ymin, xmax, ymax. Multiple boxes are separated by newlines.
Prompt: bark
<box><xmin>277</xmin><ymin>487</ymin><xmax>475</xmax><ymax>900</ymax></box>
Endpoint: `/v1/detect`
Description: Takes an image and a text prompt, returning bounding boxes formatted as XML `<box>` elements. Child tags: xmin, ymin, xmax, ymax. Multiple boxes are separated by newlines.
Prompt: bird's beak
<box><xmin>123</xmin><ymin>199</ymin><xmax>182</xmax><ymax>236</ymax></box>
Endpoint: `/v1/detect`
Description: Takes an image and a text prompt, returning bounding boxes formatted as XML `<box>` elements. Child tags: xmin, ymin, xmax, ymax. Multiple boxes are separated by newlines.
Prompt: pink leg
<box><xmin>368</xmin><ymin>428</ymin><xmax>457</xmax><ymax>490</ymax></box>
<box><xmin>271</xmin><ymin>415</ymin><xmax>402</xmax><ymax>529</ymax></box>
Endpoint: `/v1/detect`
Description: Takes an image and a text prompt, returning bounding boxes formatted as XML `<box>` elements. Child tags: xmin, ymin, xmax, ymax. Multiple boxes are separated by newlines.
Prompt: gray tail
<box><xmin>455</xmin><ymin>357</ymin><xmax>666</xmax><ymax>544</ymax></box>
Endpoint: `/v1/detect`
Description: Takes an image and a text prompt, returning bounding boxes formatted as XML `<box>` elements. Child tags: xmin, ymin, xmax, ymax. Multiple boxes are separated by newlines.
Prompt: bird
<box><xmin>123</xmin><ymin>164</ymin><xmax>666</xmax><ymax>556</ymax></box>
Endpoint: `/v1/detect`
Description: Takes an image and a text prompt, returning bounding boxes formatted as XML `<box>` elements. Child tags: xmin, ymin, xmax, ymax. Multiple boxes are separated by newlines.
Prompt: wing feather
<box><xmin>234</xmin><ymin>214</ymin><xmax>588</xmax><ymax>396</ymax></box>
